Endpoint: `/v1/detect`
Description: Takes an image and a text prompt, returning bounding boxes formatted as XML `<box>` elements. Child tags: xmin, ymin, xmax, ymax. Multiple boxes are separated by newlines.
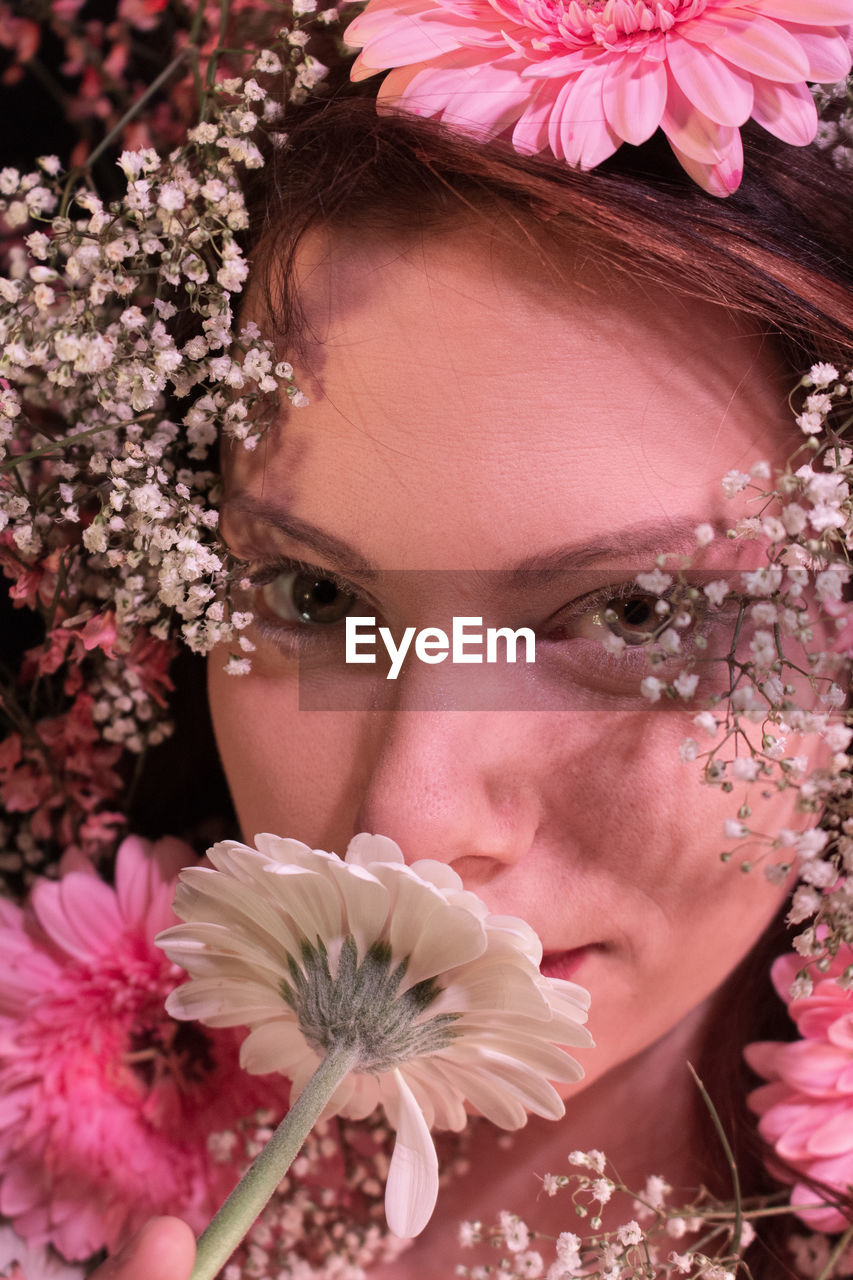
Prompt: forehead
<box><xmin>226</xmin><ymin>226</ymin><xmax>792</xmax><ymax>569</ymax></box>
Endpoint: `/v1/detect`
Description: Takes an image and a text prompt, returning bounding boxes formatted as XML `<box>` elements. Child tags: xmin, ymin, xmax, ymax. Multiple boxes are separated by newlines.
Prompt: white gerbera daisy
<box><xmin>157</xmin><ymin>833</ymin><xmax>592</xmax><ymax>1246</ymax></box>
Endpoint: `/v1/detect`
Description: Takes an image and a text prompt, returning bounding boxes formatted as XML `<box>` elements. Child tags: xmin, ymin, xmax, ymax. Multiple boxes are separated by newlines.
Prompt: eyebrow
<box><xmin>222</xmin><ymin>495</ymin><xmax>723</xmax><ymax>579</ymax></box>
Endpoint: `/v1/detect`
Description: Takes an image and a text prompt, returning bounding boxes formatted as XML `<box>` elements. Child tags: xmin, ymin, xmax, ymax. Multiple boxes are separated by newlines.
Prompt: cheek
<box><xmin>207</xmin><ymin>650</ymin><xmax>364</xmax><ymax>846</ymax></box>
<box><xmin>537</xmin><ymin>711</ymin><xmax>796</xmax><ymax>966</ymax></box>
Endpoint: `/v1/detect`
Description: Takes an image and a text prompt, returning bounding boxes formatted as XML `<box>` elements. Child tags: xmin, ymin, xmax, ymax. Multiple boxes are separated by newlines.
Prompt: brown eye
<box><xmin>601</xmin><ymin>593</ymin><xmax>660</xmax><ymax>645</ymax></box>
<box><xmin>260</xmin><ymin>571</ymin><xmax>358</xmax><ymax>625</ymax></box>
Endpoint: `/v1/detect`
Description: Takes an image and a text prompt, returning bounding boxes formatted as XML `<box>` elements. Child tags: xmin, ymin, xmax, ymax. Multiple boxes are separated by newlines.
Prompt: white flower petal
<box><xmin>450</xmin><ymin>1026</ymin><xmax>590</xmax><ymax>1078</ymax></box>
<box><xmin>434</xmin><ymin>958</ymin><xmax>551</xmax><ymax>1017</ymax></box>
<box><xmin>158</xmin><ymin>921</ymin><xmax>291</xmax><ymax>981</ymax></box>
<box><xmin>479</xmin><ymin>914</ymin><xmax>543</xmax><ymax>964</ymax></box>
<box><xmin>262</xmin><ymin>865</ymin><xmax>343</xmax><ymax>945</ymax></box>
<box><xmin>401</xmin><ymin>1058</ymin><xmax>469</xmax><ymax>1130</ymax></box>
<box><xmin>253</xmin><ymin>833</ymin><xmax>323</xmax><ymax>868</ymax></box>
<box><xmin>239</xmin><ymin>1018</ymin><xmax>314</xmax><ymax>1075</ymax></box>
<box><xmin>164</xmin><ymin>977</ymin><xmax>286</xmax><ymax>1026</ymax></box>
<box><xmin>406</xmin><ymin>857</ymin><xmax>465</xmax><ymax>892</ymax></box>
<box><xmin>433</xmin><ymin>1059</ymin><xmax>530</xmax><ymax>1128</ymax></box>
<box><xmin>324</xmin><ymin>858</ymin><xmax>391</xmax><ymax>960</ymax></box>
<box><xmin>374</xmin><ymin>866</ymin><xmax>486</xmax><ymax>985</ymax></box>
<box><xmin>345</xmin><ymin>832</ymin><xmax>406</xmax><ymax>867</ymax></box>
<box><xmin>384</xmin><ymin>1069</ymin><xmax>439</xmax><ymax>1238</ymax></box>
<box><xmin>171</xmin><ymin>867</ymin><xmax>302</xmax><ymax>956</ymax></box>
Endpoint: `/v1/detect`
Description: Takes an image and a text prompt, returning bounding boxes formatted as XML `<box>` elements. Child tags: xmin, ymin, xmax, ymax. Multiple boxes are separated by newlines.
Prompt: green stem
<box><xmin>688</xmin><ymin>1064</ymin><xmax>743</xmax><ymax>1258</ymax></box>
<box><xmin>85</xmin><ymin>50</ymin><xmax>189</xmax><ymax>174</ymax></box>
<box><xmin>0</xmin><ymin>419</ymin><xmax>150</xmax><ymax>471</ymax></box>
<box><xmin>190</xmin><ymin>1044</ymin><xmax>360</xmax><ymax>1280</ymax></box>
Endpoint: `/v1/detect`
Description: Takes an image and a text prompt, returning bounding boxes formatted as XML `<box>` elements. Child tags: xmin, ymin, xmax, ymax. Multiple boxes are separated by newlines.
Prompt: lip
<box><xmin>539</xmin><ymin>947</ymin><xmax>591</xmax><ymax>980</ymax></box>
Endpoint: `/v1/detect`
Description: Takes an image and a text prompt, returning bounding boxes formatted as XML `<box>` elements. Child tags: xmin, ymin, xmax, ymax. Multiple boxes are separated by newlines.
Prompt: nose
<box><xmin>352</xmin><ymin>708</ymin><xmax>541</xmax><ymax>886</ymax></box>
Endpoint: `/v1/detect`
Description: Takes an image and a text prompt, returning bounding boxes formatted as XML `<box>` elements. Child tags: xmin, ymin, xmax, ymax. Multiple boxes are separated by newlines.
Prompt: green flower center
<box><xmin>281</xmin><ymin>935</ymin><xmax>459</xmax><ymax>1072</ymax></box>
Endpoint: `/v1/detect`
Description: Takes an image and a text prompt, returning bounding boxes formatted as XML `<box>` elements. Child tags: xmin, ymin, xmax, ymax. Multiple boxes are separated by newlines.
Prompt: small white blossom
<box><xmin>692</xmin><ymin>710</ymin><xmax>718</xmax><ymax>737</ymax></box>
<box><xmin>732</xmin><ymin>757</ymin><xmax>759</xmax><ymax>781</ymax></box>
<box><xmin>703</xmin><ymin>580</ymin><xmax>730</xmax><ymax>607</ymax></box>
<box><xmin>499</xmin><ymin>1212</ymin><xmax>530</xmax><ymax>1253</ymax></box>
<box><xmin>669</xmin><ymin>1253</ymin><xmax>693</xmax><ymax>1274</ymax></box>
<box><xmin>658</xmin><ymin>627</ymin><xmax>680</xmax><ymax>653</ymax></box>
<box><xmin>567</xmin><ymin>1150</ymin><xmax>606</xmax><ymax>1173</ymax></box>
<box><xmin>555</xmin><ymin>1232</ymin><xmax>582</xmax><ymax>1268</ymax></box>
<box><xmin>635</xmin><ymin>568</ymin><xmax>671</xmax><ymax>595</ymax></box>
<box><xmin>741</xmin><ymin>566</ymin><xmax>783</xmax><ymax>597</ymax></box>
<box><xmin>797</xmin><ymin>410</ymin><xmax>824</xmax><ymax>435</ymax></box>
<box><xmin>615</xmin><ymin>1221</ymin><xmax>643</xmax><ymax>1247</ymax></box>
<box><xmin>808</xmin><ymin>362</ymin><xmax>839</xmax><ymax>388</ymax></box>
<box><xmin>224</xmin><ymin>656</ymin><xmax>252</xmax><ymax>676</ymax></box>
<box><xmin>157</xmin><ymin>183</ymin><xmax>186</xmax><ymax>212</ymax></box>
<box><xmin>722</xmin><ymin>469</ymin><xmax>751</xmax><ymax>497</ymax></box>
<box><xmin>254</xmin><ymin>49</ymin><xmax>283</xmax><ymax>74</ymax></box>
<box><xmin>749</xmin><ymin>629</ymin><xmax>777</xmax><ymax>669</ymax></box>
<box><xmin>798</xmin><ymin>859</ymin><xmax>836</xmax><ymax>888</ymax></box>
<box><xmin>796</xmin><ymin>828</ymin><xmax>829</xmax><ymax>860</ymax></box>
<box><xmin>640</xmin><ymin>676</ymin><xmax>663</xmax><ymax>702</ymax></box>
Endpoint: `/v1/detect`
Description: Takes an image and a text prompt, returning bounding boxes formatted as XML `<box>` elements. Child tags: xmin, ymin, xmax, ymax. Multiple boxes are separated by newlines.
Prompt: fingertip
<box><xmin>136</xmin><ymin>1217</ymin><xmax>196</xmax><ymax>1277</ymax></box>
<box><xmin>102</xmin><ymin>1217</ymin><xmax>196</xmax><ymax>1279</ymax></box>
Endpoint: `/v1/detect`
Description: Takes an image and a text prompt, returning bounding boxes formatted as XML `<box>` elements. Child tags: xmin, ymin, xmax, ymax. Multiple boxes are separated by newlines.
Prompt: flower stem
<box><xmin>190</xmin><ymin>1044</ymin><xmax>360</xmax><ymax>1280</ymax></box>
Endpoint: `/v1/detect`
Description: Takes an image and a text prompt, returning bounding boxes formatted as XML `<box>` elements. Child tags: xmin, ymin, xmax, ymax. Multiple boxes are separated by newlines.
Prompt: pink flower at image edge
<box><xmin>746</xmin><ymin>949</ymin><xmax>853</xmax><ymax>1231</ymax></box>
<box><xmin>0</xmin><ymin>836</ymin><xmax>287</xmax><ymax>1262</ymax></box>
<box><xmin>345</xmin><ymin>0</ymin><xmax>853</xmax><ymax>196</ymax></box>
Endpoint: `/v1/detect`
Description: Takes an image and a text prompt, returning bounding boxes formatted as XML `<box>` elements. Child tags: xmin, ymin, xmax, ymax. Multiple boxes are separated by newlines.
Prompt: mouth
<box><xmin>539</xmin><ymin>947</ymin><xmax>591</xmax><ymax>981</ymax></box>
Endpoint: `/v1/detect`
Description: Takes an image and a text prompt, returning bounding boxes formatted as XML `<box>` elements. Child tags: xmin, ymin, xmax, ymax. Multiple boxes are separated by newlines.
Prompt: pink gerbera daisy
<box><xmin>0</xmin><ymin>836</ymin><xmax>287</xmax><ymax>1262</ymax></box>
<box><xmin>345</xmin><ymin>0</ymin><xmax>853</xmax><ymax>195</ymax></box>
<box><xmin>746</xmin><ymin>948</ymin><xmax>853</xmax><ymax>1232</ymax></box>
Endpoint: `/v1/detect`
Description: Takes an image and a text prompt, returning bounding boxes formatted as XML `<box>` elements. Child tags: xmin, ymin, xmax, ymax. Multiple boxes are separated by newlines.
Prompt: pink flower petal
<box><xmin>511</xmin><ymin>96</ymin><xmax>553</xmax><ymax>154</ymax></box>
<box><xmin>745</xmin><ymin>0</ymin><xmax>853</xmax><ymax>24</ymax></box>
<box><xmin>666</xmin><ymin>35</ymin><xmax>754</xmax><ymax>126</ymax></box>
<box><xmin>666</xmin><ymin>128</ymin><xmax>743</xmax><ymax>196</ymax></box>
<box><xmin>351</xmin><ymin>11</ymin><xmax>495</xmax><ymax>72</ymax></box>
<box><xmin>682</xmin><ymin>13</ymin><xmax>810</xmax><ymax>82</ymax></box>
<box><xmin>114</xmin><ymin>835</ymin><xmax>156</xmax><ymax>926</ymax></box>
<box><xmin>806</xmin><ymin>1109</ymin><xmax>853</xmax><ymax>1157</ymax></box>
<box><xmin>0</xmin><ymin>1168</ymin><xmax>44</xmax><ymax>1216</ymax></box>
<box><xmin>751</xmin><ymin>78</ymin><xmax>817</xmax><ymax>144</ymax></box>
<box><xmin>745</xmin><ymin>1041</ymin><xmax>784</xmax><ymax>1082</ymax></box>
<box><xmin>660</xmin><ymin>71</ymin><xmax>737</xmax><ymax>163</ymax></box>
<box><xmin>550</xmin><ymin>65</ymin><xmax>621</xmax><ymax>169</ymax></box>
<box><xmin>520</xmin><ymin>46</ymin><xmax>602</xmax><ymax>82</ymax></box>
<box><xmin>776</xmin><ymin>1041</ymin><xmax>851</xmax><ymax>1094</ymax></box>
<box><xmin>788</xmin><ymin>26</ymin><xmax>853</xmax><ymax>81</ymax></box>
<box><xmin>31</xmin><ymin>874</ymin><xmax>124</xmax><ymax>961</ymax></box>
<box><xmin>601</xmin><ymin>51</ymin><xmax>667</xmax><ymax>145</ymax></box>
<box><xmin>392</xmin><ymin>55</ymin><xmax>533</xmax><ymax>137</ymax></box>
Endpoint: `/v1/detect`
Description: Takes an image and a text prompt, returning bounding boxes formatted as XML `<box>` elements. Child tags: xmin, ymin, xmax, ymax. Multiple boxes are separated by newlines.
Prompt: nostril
<box><xmin>444</xmin><ymin>853</ymin><xmax>508</xmax><ymax>885</ymax></box>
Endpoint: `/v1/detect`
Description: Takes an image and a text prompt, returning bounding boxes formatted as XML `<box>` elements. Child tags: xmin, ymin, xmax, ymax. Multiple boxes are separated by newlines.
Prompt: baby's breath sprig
<box><xmin>0</xmin><ymin>9</ymin><xmax>337</xmax><ymax>880</ymax></box>
<box><xmin>455</xmin><ymin>1143</ymin><xmax>842</xmax><ymax>1280</ymax></box>
<box><xmin>607</xmin><ymin>368</ymin><xmax>852</xmax><ymax>983</ymax></box>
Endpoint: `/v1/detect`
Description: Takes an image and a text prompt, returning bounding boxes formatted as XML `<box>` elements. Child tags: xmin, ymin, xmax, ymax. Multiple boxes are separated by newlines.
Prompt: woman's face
<box><xmin>210</xmin><ymin>224</ymin><xmax>813</xmax><ymax>1092</ymax></box>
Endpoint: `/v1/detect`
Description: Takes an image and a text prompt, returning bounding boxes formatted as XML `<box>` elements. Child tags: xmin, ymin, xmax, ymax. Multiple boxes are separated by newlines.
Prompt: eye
<box><xmin>257</xmin><ymin>569</ymin><xmax>359</xmax><ymax>626</ymax></box>
<box><xmin>595</xmin><ymin>591</ymin><xmax>663</xmax><ymax>646</ymax></box>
